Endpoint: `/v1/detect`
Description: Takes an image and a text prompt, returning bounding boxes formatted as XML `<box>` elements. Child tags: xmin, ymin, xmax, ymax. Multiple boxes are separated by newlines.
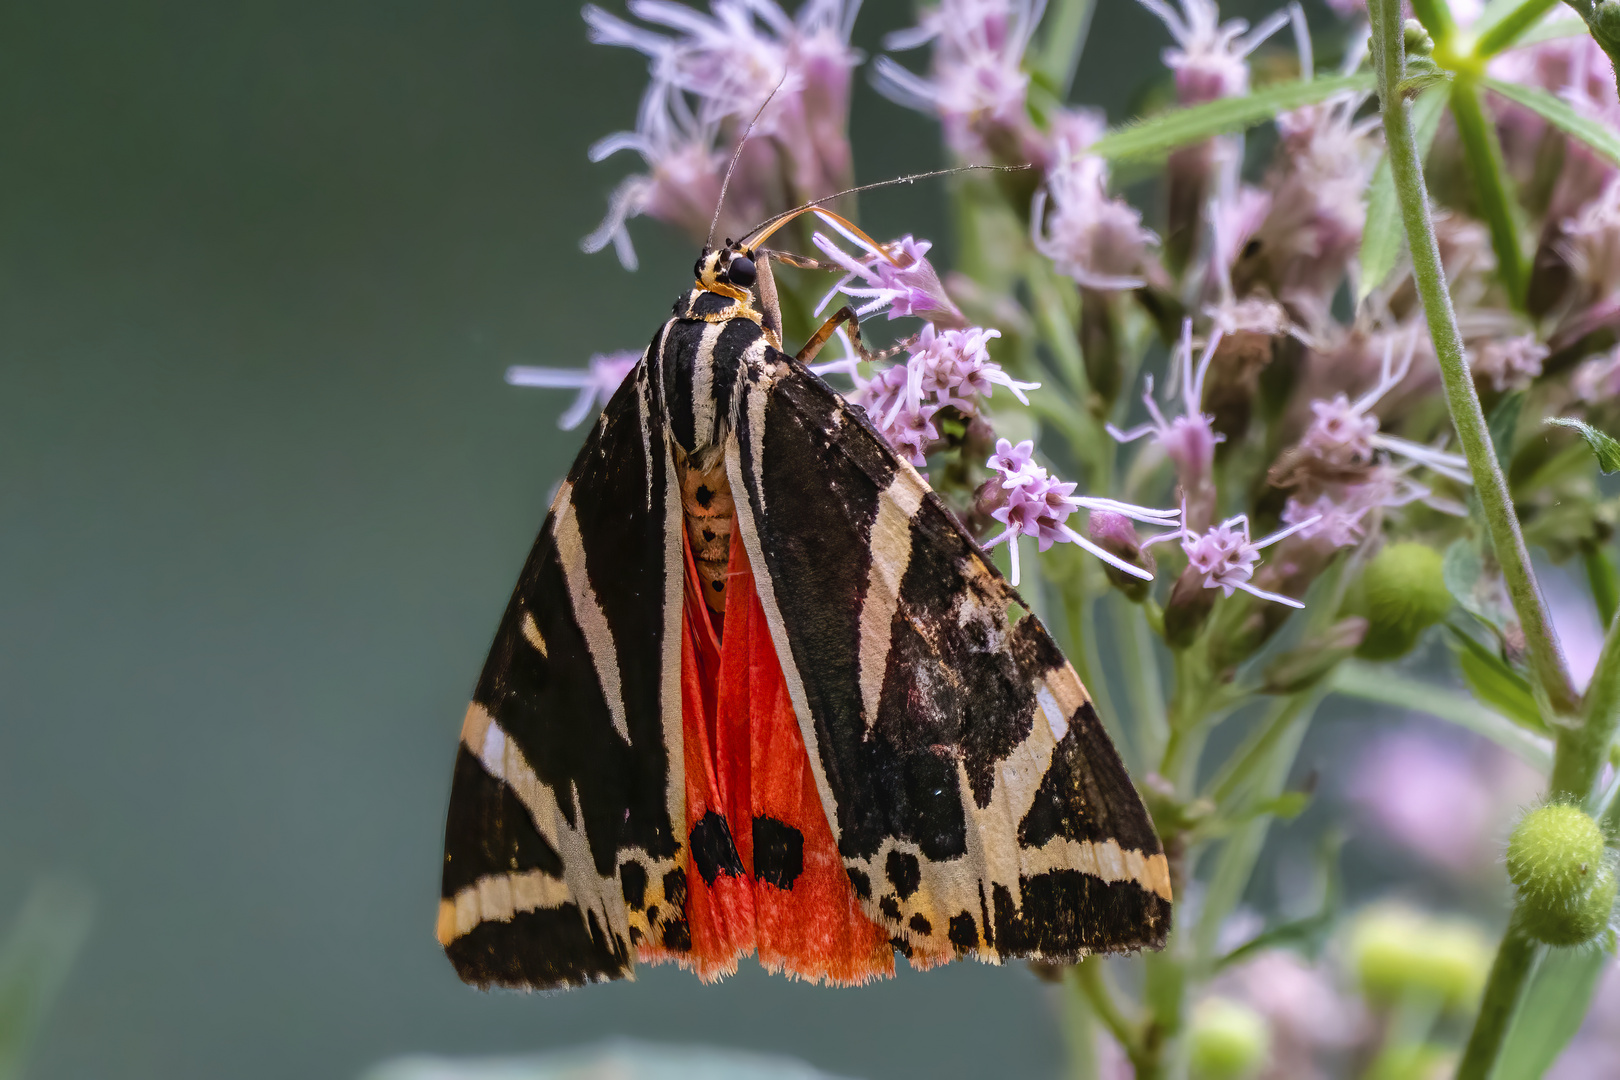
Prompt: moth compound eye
<box><xmin>727</xmin><ymin>255</ymin><xmax>756</xmax><ymax>288</ymax></box>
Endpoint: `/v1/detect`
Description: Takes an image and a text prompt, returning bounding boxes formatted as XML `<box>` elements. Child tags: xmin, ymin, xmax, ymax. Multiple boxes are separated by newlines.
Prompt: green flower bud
<box><xmin>1350</xmin><ymin>905</ymin><xmax>1492</xmax><ymax>1009</ymax></box>
<box><xmin>1403</xmin><ymin>19</ymin><xmax>1434</xmax><ymax>57</ymax></box>
<box><xmin>1507</xmin><ymin>804</ymin><xmax>1608</xmax><ymax>903</ymax></box>
<box><xmin>1595</xmin><ymin>1</ymin><xmax>1620</xmax><ymax>52</ymax></box>
<box><xmin>1165</xmin><ymin>566</ymin><xmax>1218</xmax><ymax>648</ymax></box>
<box><xmin>1189</xmin><ymin>996</ymin><xmax>1270</xmax><ymax>1080</ymax></box>
<box><xmin>1521</xmin><ymin>864</ymin><xmax>1617</xmax><ymax>947</ymax></box>
<box><xmin>1353</xmin><ymin>543</ymin><xmax>1452</xmax><ymax>660</ymax></box>
<box><xmin>1508</xmin><ymin>804</ymin><xmax>1616</xmax><ymax>946</ymax></box>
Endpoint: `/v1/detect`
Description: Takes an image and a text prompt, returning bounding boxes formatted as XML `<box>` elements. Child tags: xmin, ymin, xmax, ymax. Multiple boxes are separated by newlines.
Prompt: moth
<box><xmin>436</xmin><ymin>198</ymin><xmax>1172</xmax><ymax>990</ymax></box>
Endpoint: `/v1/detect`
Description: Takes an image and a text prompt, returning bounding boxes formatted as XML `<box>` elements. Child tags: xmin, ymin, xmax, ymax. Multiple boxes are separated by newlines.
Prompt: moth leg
<box><xmin>797</xmin><ymin>307</ymin><xmax>919</xmax><ymax>368</ymax></box>
<box><xmin>796</xmin><ymin>305</ymin><xmax>870</xmax><ymax>366</ymax></box>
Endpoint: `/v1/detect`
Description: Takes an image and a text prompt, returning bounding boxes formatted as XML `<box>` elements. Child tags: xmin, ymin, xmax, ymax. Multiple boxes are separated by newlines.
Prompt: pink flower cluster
<box><xmin>581</xmin><ymin>0</ymin><xmax>862</xmax><ymax>267</ymax></box>
<box><xmin>872</xmin><ymin>0</ymin><xmax>1045</xmax><ymax>160</ymax></box>
<box><xmin>980</xmin><ymin>439</ymin><xmax>1181</xmax><ymax>586</ymax></box>
<box><xmin>850</xmin><ymin>324</ymin><xmax>1034</xmax><ymax>466</ymax></box>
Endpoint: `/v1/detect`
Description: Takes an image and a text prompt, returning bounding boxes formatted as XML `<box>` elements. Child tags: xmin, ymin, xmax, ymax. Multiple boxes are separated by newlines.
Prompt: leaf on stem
<box><xmin>1449</xmin><ymin>626</ymin><xmax>1545</xmax><ymax>731</ymax></box>
<box><xmin>1359</xmin><ymin>87</ymin><xmax>1450</xmax><ymax>304</ymax></box>
<box><xmin>1482</xmin><ymin>77</ymin><xmax>1620</xmax><ymax>166</ymax></box>
<box><xmin>1088</xmin><ymin>73</ymin><xmax>1377</xmax><ymax>163</ymax></box>
<box><xmin>1490</xmin><ymin>391</ymin><xmax>1526</xmax><ymax>473</ymax></box>
<box><xmin>1546</xmin><ymin>416</ymin><xmax>1620</xmax><ymax>474</ymax></box>
<box><xmin>1491</xmin><ymin>944</ymin><xmax>1613</xmax><ymax>1080</ymax></box>
<box><xmin>1443</xmin><ymin>537</ymin><xmax>1525</xmax><ymax>642</ymax></box>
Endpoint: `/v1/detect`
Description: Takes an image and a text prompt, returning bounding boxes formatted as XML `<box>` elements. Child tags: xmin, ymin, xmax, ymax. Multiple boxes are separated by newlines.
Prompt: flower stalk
<box><xmin>1371</xmin><ymin>0</ymin><xmax>1577</xmax><ymax>718</ymax></box>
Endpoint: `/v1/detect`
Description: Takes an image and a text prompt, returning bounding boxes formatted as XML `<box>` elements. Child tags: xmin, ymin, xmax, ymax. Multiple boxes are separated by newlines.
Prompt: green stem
<box><xmin>1550</xmin><ymin>607</ymin><xmax>1620</xmax><ymax>800</ymax></box>
<box><xmin>1194</xmin><ymin>693</ymin><xmax>1322</xmax><ymax>967</ymax></box>
<box><xmin>1204</xmin><ymin>691</ymin><xmax>1323</xmax><ymax>810</ymax></box>
<box><xmin>1476</xmin><ymin>0</ymin><xmax>1560</xmax><ymax>56</ymax></box>
<box><xmin>1455</xmin><ymin>931</ymin><xmax>1542</xmax><ymax>1080</ymax></box>
<box><xmin>1071</xmin><ymin>959</ymin><xmax>1145</xmax><ymax>1068</ymax></box>
<box><xmin>1450</xmin><ymin>76</ymin><xmax>1528</xmax><ymax>306</ymax></box>
<box><xmin>1372</xmin><ymin>0</ymin><xmax>1578</xmax><ymax>718</ymax></box>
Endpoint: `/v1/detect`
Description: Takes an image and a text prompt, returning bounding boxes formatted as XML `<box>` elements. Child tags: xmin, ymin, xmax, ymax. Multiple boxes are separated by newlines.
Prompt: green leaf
<box><xmin>1483</xmin><ymin>77</ymin><xmax>1620</xmax><ymax>167</ymax></box>
<box><xmin>1088</xmin><ymin>72</ymin><xmax>1377</xmax><ymax>163</ymax></box>
<box><xmin>1585</xmin><ymin>544</ymin><xmax>1619</xmax><ymax>626</ymax></box>
<box><xmin>1450</xmin><ymin>627</ymin><xmax>1545</xmax><ymax>731</ymax></box>
<box><xmin>1330</xmin><ymin>661</ymin><xmax>1553</xmax><ymax>769</ymax></box>
<box><xmin>1359</xmin><ymin>87</ymin><xmax>1449</xmax><ymax>304</ymax></box>
<box><xmin>1490</xmin><ymin>391</ymin><xmax>1526</xmax><ymax>473</ymax></box>
<box><xmin>1546</xmin><ymin>416</ymin><xmax>1620</xmax><ymax>474</ymax></box>
<box><xmin>1492</xmin><ymin>943</ymin><xmax>1612</xmax><ymax>1080</ymax></box>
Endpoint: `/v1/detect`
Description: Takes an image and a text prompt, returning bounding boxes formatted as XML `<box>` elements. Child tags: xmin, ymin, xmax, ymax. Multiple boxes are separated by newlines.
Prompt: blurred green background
<box><xmin>0</xmin><ymin>2</ymin><xmax>1275</xmax><ymax>1076</ymax></box>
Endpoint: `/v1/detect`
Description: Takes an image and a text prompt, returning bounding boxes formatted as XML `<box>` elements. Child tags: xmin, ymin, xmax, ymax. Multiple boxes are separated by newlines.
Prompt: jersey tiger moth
<box><xmin>436</xmin><ymin>204</ymin><xmax>1173</xmax><ymax>990</ymax></box>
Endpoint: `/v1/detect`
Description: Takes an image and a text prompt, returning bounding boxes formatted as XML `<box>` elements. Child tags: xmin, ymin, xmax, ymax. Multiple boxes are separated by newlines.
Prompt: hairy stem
<box><xmin>1551</xmin><ymin>608</ymin><xmax>1620</xmax><ymax>800</ymax></box>
<box><xmin>1372</xmin><ymin>0</ymin><xmax>1577</xmax><ymax>717</ymax></box>
<box><xmin>1455</xmin><ymin>931</ymin><xmax>1541</xmax><ymax>1080</ymax></box>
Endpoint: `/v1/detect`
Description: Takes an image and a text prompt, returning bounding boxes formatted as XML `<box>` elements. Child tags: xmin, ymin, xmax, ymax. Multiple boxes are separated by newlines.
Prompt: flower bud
<box><xmin>1089</xmin><ymin>510</ymin><xmax>1154</xmax><ymax>602</ymax></box>
<box><xmin>1595</xmin><ymin>1</ymin><xmax>1620</xmax><ymax>52</ymax></box>
<box><xmin>1350</xmin><ymin>904</ymin><xmax>1492</xmax><ymax>1009</ymax></box>
<box><xmin>1351</xmin><ymin>543</ymin><xmax>1452</xmax><ymax>660</ymax></box>
<box><xmin>1508</xmin><ymin>804</ymin><xmax>1617</xmax><ymax>947</ymax></box>
<box><xmin>1189</xmin><ymin>996</ymin><xmax>1270</xmax><ymax>1080</ymax></box>
<box><xmin>1165</xmin><ymin>566</ymin><xmax>1219</xmax><ymax>648</ymax></box>
<box><xmin>1403</xmin><ymin>19</ymin><xmax>1434</xmax><ymax>57</ymax></box>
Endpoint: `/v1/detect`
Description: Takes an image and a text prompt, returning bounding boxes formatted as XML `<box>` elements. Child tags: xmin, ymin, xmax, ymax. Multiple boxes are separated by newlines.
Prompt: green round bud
<box><xmin>1506</xmin><ymin>803</ymin><xmax>1608</xmax><ymax>905</ymax></box>
<box><xmin>1403</xmin><ymin>18</ymin><xmax>1435</xmax><ymax>56</ymax></box>
<box><xmin>1189</xmin><ymin>996</ymin><xmax>1270</xmax><ymax>1080</ymax></box>
<box><xmin>1350</xmin><ymin>905</ymin><xmax>1492</xmax><ymax>1009</ymax></box>
<box><xmin>1595</xmin><ymin>1</ymin><xmax>1620</xmax><ymax>48</ymax></box>
<box><xmin>1520</xmin><ymin>864</ymin><xmax>1617</xmax><ymax>946</ymax></box>
<box><xmin>1354</xmin><ymin>543</ymin><xmax>1452</xmax><ymax>660</ymax></box>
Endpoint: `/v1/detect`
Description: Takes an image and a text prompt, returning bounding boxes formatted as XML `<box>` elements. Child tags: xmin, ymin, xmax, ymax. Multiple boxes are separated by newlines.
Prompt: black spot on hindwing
<box><xmin>689</xmin><ymin>811</ymin><xmax>745</xmax><ymax>886</ymax></box>
<box><xmin>752</xmin><ymin>816</ymin><xmax>805</xmax><ymax>890</ymax></box>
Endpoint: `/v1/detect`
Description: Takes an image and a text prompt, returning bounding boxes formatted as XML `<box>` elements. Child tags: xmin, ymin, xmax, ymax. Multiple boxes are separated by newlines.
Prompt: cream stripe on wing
<box><xmin>690</xmin><ymin>320</ymin><xmax>725</xmax><ymax>449</ymax></box>
<box><xmin>658</xmin><ymin>423</ymin><xmax>687</xmax><ymax>844</ymax></box>
<box><xmin>857</xmin><ymin>470</ymin><xmax>928</xmax><ymax>732</ymax></box>
<box><xmin>552</xmin><ymin>483</ymin><xmax>631</xmax><ymax>744</ymax></box>
<box><xmin>520</xmin><ymin>611</ymin><xmax>548</xmax><ymax>658</ymax></box>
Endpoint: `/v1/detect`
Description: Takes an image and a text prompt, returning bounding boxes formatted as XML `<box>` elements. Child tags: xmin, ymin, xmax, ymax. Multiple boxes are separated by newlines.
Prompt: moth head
<box><xmin>694</xmin><ymin>240</ymin><xmax>757</xmax><ymax>301</ymax></box>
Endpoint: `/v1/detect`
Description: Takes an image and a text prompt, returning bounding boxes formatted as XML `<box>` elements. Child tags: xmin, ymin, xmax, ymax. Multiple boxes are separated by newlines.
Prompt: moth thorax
<box><xmin>674</xmin><ymin>444</ymin><xmax>735</xmax><ymax>620</ymax></box>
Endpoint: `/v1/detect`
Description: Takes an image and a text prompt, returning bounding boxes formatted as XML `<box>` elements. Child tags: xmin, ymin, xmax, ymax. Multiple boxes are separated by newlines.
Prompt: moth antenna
<box><xmin>739</xmin><ymin>164</ymin><xmax>1033</xmax><ymax>251</ymax></box>
<box><xmin>707</xmin><ymin>75</ymin><xmax>787</xmax><ymax>250</ymax></box>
